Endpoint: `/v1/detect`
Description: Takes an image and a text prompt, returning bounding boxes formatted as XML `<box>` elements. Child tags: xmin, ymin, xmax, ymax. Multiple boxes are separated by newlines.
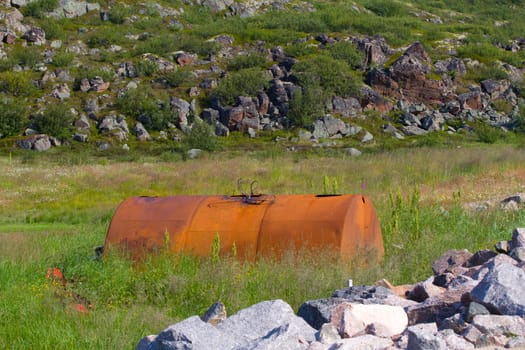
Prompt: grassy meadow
<box><xmin>2</xmin><ymin>145</ymin><xmax>525</xmax><ymax>349</ymax></box>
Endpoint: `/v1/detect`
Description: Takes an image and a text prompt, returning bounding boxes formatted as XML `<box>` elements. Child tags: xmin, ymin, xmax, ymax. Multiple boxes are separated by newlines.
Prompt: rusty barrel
<box><xmin>105</xmin><ymin>194</ymin><xmax>383</xmax><ymax>260</ymax></box>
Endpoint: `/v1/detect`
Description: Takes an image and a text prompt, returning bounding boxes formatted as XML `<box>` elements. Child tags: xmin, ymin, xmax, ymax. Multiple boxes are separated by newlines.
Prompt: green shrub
<box><xmin>32</xmin><ymin>104</ymin><xmax>75</xmax><ymax>139</ymax></box>
<box><xmin>463</xmin><ymin>63</ymin><xmax>508</xmax><ymax>83</ymax></box>
<box><xmin>116</xmin><ymin>88</ymin><xmax>173</xmax><ymax>131</ymax></box>
<box><xmin>0</xmin><ymin>98</ymin><xmax>26</xmax><ymax>138</ymax></box>
<box><xmin>23</xmin><ymin>0</ymin><xmax>59</xmax><ymax>17</ymax></box>
<box><xmin>10</xmin><ymin>46</ymin><xmax>42</xmax><ymax>69</ymax></box>
<box><xmin>475</xmin><ymin>122</ymin><xmax>506</xmax><ymax>143</ymax></box>
<box><xmin>364</xmin><ymin>0</ymin><xmax>406</xmax><ymax>17</ymax></box>
<box><xmin>184</xmin><ymin>119</ymin><xmax>218</xmax><ymax>151</ymax></box>
<box><xmin>227</xmin><ymin>53</ymin><xmax>267</xmax><ymax>71</ymax></box>
<box><xmin>292</xmin><ymin>55</ymin><xmax>362</xmax><ymax>98</ymax></box>
<box><xmin>325</xmin><ymin>41</ymin><xmax>364</xmax><ymax>69</ymax></box>
<box><xmin>161</xmin><ymin>70</ymin><xmax>193</xmax><ymax>88</ymax></box>
<box><xmin>39</xmin><ymin>18</ymin><xmax>65</xmax><ymax>40</ymax></box>
<box><xmin>135</xmin><ymin>60</ymin><xmax>159</xmax><ymax>77</ymax></box>
<box><xmin>284</xmin><ymin>42</ymin><xmax>318</xmax><ymax>58</ymax></box>
<box><xmin>109</xmin><ymin>5</ymin><xmax>130</xmax><ymax>24</ymax></box>
<box><xmin>52</xmin><ymin>51</ymin><xmax>75</xmax><ymax>67</ymax></box>
<box><xmin>287</xmin><ymin>87</ymin><xmax>325</xmax><ymax>127</ymax></box>
<box><xmin>0</xmin><ymin>71</ymin><xmax>35</xmax><ymax>96</ymax></box>
<box><xmin>212</xmin><ymin>68</ymin><xmax>270</xmax><ymax>106</ymax></box>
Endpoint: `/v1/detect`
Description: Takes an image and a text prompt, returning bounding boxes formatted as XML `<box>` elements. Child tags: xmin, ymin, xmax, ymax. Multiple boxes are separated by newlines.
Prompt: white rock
<box><xmin>331</xmin><ymin>303</ymin><xmax>408</xmax><ymax>338</ymax></box>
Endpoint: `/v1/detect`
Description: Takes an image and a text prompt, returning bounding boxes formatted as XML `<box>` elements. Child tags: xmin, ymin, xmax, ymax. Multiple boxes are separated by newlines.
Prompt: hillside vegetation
<box><xmin>0</xmin><ymin>0</ymin><xmax>525</xmax><ymax>154</ymax></box>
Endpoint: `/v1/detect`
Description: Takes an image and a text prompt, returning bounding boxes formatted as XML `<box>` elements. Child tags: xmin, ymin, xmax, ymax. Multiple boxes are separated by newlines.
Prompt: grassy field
<box><xmin>2</xmin><ymin>144</ymin><xmax>525</xmax><ymax>349</ymax></box>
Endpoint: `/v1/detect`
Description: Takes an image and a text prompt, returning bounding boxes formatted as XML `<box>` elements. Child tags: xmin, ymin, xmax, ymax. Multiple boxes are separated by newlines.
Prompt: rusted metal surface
<box><xmin>105</xmin><ymin>194</ymin><xmax>383</xmax><ymax>260</ymax></box>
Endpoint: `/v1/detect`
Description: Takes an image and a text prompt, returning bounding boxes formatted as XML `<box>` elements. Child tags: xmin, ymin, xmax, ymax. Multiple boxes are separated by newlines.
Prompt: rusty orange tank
<box><xmin>105</xmin><ymin>194</ymin><xmax>383</xmax><ymax>260</ymax></box>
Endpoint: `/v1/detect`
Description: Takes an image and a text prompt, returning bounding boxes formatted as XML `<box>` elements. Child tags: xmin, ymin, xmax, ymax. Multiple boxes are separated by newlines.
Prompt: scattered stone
<box><xmin>22</xmin><ymin>27</ymin><xmax>45</xmax><ymax>45</ymax></box>
<box><xmin>73</xmin><ymin>133</ymin><xmax>88</xmax><ymax>142</ymax></box>
<box><xmin>187</xmin><ymin>148</ymin><xmax>202</xmax><ymax>159</ymax></box>
<box><xmin>345</xmin><ymin>148</ymin><xmax>362</xmax><ymax>157</ymax></box>
<box><xmin>361</xmin><ymin>131</ymin><xmax>373</xmax><ymax>143</ymax></box>
<box><xmin>132</xmin><ymin>122</ymin><xmax>151</xmax><ymax>141</ymax></box>
<box><xmin>201</xmin><ymin>301</ymin><xmax>227</xmax><ymax>326</ymax></box>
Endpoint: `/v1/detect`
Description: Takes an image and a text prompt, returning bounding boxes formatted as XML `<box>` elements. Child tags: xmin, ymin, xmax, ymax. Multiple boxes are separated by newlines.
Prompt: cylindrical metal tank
<box><xmin>105</xmin><ymin>194</ymin><xmax>383</xmax><ymax>260</ymax></box>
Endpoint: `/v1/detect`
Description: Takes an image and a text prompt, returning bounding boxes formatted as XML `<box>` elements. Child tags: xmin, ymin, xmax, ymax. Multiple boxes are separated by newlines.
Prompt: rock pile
<box><xmin>138</xmin><ymin>227</ymin><xmax>525</xmax><ymax>349</ymax></box>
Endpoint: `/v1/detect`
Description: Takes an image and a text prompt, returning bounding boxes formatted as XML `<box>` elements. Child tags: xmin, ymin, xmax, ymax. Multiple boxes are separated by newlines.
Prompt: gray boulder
<box><xmin>470</xmin><ymin>262</ymin><xmax>525</xmax><ymax>316</ymax></box>
<box><xmin>217</xmin><ymin>299</ymin><xmax>316</xmax><ymax>348</ymax></box>
<box><xmin>327</xmin><ymin>335</ymin><xmax>393</xmax><ymax>350</ymax></box>
<box><xmin>150</xmin><ymin>315</ymin><xmax>238</xmax><ymax>350</ymax></box>
<box><xmin>511</xmin><ymin>227</ymin><xmax>525</xmax><ymax>249</ymax></box>
<box><xmin>22</xmin><ymin>27</ymin><xmax>45</xmax><ymax>45</ymax></box>
<box><xmin>471</xmin><ymin>314</ymin><xmax>525</xmax><ymax>337</ymax></box>
<box><xmin>407</xmin><ymin>323</ymin><xmax>447</xmax><ymax>350</ymax></box>
<box><xmin>132</xmin><ymin>122</ymin><xmax>151</xmax><ymax>141</ymax></box>
<box><xmin>298</xmin><ymin>298</ymin><xmax>345</xmax><ymax>330</ymax></box>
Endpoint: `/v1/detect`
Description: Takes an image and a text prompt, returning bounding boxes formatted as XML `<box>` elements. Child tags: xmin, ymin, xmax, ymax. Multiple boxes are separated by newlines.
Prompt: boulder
<box><xmin>331</xmin><ymin>96</ymin><xmax>361</xmax><ymax>117</ymax></box>
<box><xmin>471</xmin><ymin>314</ymin><xmax>525</xmax><ymax>337</ymax></box>
<box><xmin>481</xmin><ymin>79</ymin><xmax>511</xmax><ymax>100</ymax></box>
<box><xmin>352</xmin><ymin>36</ymin><xmax>393</xmax><ymax>67</ymax></box>
<box><xmin>174</xmin><ymin>52</ymin><xmax>194</xmax><ymax>66</ymax></box>
<box><xmin>73</xmin><ymin>133</ymin><xmax>88</xmax><ymax>142</ymax></box>
<box><xmin>438</xmin><ymin>329</ymin><xmax>474</xmax><ymax>349</ymax></box>
<box><xmin>511</xmin><ymin>227</ymin><xmax>525</xmax><ymax>249</ymax></box>
<box><xmin>406</xmin><ymin>323</ymin><xmax>447</xmax><ymax>350</ymax></box>
<box><xmin>330</xmin><ymin>302</ymin><xmax>408</xmax><ymax>338</ymax></box>
<box><xmin>132</xmin><ymin>122</ymin><xmax>151</xmax><ymax>141</ymax></box>
<box><xmin>22</xmin><ymin>27</ymin><xmax>45</xmax><ymax>45</ymax></box>
<box><xmin>434</xmin><ymin>58</ymin><xmax>466</xmax><ymax>77</ymax></box>
<box><xmin>327</xmin><ymin>335</ymin><xmax>393</xmax><ymax>350</ymax></box>
<box><xmin>406</xmin><ymin>277</ymin><xmax>444</xmax><ymax>302</ymax></box>
<box><xmin>170</xmin><ymin>97</ymin><xmax>191</xmax><ymax>128</ymax></box>
<box><xmin>298</xmin><ymin>298</ymin><xmax>346</xmax><ymax>330</ymax></box>
<box><xmin>318</xmin><ymin>323</ymin><xmax>340</xmax><ymax>345</ymax></box>
<box><xmin>470</xmin><ymin>262</ymin><xmax>525</xmax><ymax>316</ymax></box>
<box><xmin>216</xmin><ymin>299</ymin><xmax>316</xmax><ymax>349</ymax></box>
<box><xmin>432</xmin><ymin>249</ymin><xmax>473</xmax><ymax>276</ymax></box>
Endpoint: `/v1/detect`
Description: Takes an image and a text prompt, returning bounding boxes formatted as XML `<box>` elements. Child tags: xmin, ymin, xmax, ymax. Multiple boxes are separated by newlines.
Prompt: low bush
<box><xmin>325</xmin><ymin>41</ymin><xmax>365</xmax><ymax>69</ymax></box>
<box><xmin>161</xmin><ymin>70</ymin><xmax>193</xmax><ymax>88</ymax></box>
<box><xmin>9</xmin><ymin>46</ymin><xmax>42</xmax><ymax>69</ymax></box>
<box><xmin>0</xmin><ymin>98</ymin><xmax>26</xmax><ymax>138</ymax></box>
<box><xmin>23</xmin><ymin>0</ymin><xmax>59</xmax><ymax>17</ymax></box>
<box><xmin>52</xmin><ymin>51</ymin><xmax>75</xmax><ymax>67</ymax></box>
<box><xmin>183</xmin><ymin>119</ymin><xmax>218</xmax><ymax>151</ymax></box>
<box><xmin>0</xmin><ymin>71</ymin><xmax>35</xmax><ymax>97</ymax></box>
<box><xmin>227</xmin><ymin>53</ymin><xmax>267</xmax><ymax>71</ymax></box>
<box><xmin>212</xmin><ymin>68</ymin><xmax>270</xmax><ymax>106</ymax></box>
<box><xmin>135</xmin><ymin>60</ymin><xmax>159</xmax><ymax>77</ymax></box>
<box><xmin>39</xmin><ymin>18</ymin><xmax>65</xmax><ymax>40</ymax></box>
<box><xmin>116</xmin><ymin>88</ymin><xmax>173</xmax><ymax>131</ymax></box>
<box><xmin>292</xmin><ymin>55</ymin><xmax>362</xmax><ymax>98</ymax></box>
<box><xmin>287</xmin><ymin>87</ymin><xmax>325</xmax><ymax>127</ymax></box>
<box><xmin>364</xmin><ymin>0</ymin><xmax>407</xmax><ymax>17</ymax></box>
<box><xmin>31</xmin><ymin>104</ymin><xmax>75</xmax><ymax>139</ymax></box>
<box><xmin>109</xmin><ymin>5</ymin><xmax>130</xmax><ymax>24</ymax></box>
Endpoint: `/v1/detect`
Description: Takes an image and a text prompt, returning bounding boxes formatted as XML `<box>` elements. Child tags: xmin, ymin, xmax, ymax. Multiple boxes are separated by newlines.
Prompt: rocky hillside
<box><xmin>1</xmin><ymin>0</ymin><xmax>525</xmax><ymax>153</ymax></box>
<box><xmin>137</xmin><ymin>227</ymin><xmax>525</xmax><ymax>349</ymax></box>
